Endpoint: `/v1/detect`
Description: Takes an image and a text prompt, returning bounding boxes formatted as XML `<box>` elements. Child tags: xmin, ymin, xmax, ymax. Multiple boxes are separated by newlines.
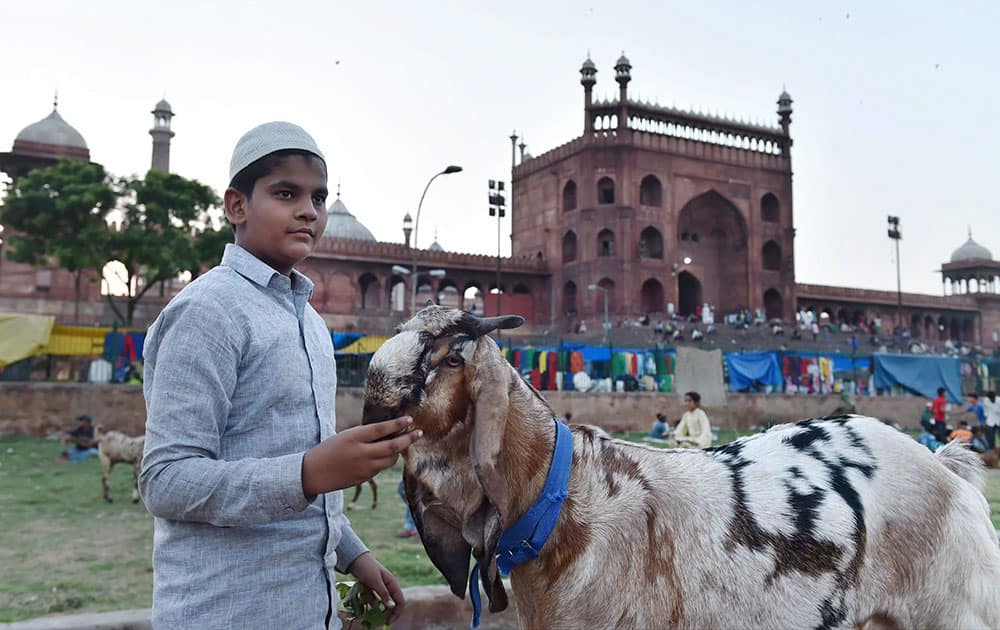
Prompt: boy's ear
<box><xmin>224</xmin><ymin>188</ymin><xmax>248</xmax><ymax>228</ymax></box>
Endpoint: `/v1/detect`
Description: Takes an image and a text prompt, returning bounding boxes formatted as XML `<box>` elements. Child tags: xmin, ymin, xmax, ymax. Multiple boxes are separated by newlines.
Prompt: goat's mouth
<box><xmin>361</xmin><ymin>402</ymin><xmax>405</xmax><ymax>425</ymax></box>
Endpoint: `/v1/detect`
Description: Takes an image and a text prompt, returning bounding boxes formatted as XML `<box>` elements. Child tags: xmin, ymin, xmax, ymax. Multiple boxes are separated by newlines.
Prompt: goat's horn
<box><xmin>472</xmin><ymin>314</ymin><xmax>525</xmax><ymax>335</ymax></box>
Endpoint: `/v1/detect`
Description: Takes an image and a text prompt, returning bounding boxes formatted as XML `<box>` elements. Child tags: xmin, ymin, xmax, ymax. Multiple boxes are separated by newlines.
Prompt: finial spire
<box><xmin>337</xmin><ymin>178</ymin><xmax>341</xmax><ymax>198</ymax></box>
<box><xmin>968</xmin><ymin>225</ymin><xmax>972</xmax><ymax>239</ymax></box>
<box><xmin>53</xmin><ymin>90</ymin><xmax>58</xmax><ymax>111</ymax></box>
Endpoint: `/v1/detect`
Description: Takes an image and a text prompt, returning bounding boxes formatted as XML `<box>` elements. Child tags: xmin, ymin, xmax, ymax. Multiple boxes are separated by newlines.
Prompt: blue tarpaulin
<box><xmin>332</xmin><ymin>332</ymin><xmax>365</xmax><ymax>350</ymax></box>
<box><xmin>872</xmin><ymin>353</ymin><xmax>962</xmax><ymax>403</ymax></box>
<box><xmin>725</xmin><ymin>352</ymin><xmax>783</xmax><ymax>391</ymax></box>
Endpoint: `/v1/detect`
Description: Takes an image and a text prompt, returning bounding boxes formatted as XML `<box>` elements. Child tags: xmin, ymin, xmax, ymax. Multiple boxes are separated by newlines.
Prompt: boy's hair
<box><xmin>685</xmin><ymin>391</ymin><xmax>701</xmax><ymax>404</ymax></box>
<box><xmin>228</xmin><ymin>149</ymin><xmax>326</xmax><ymax>199</ymax></box>
<box><xmin>937</xmin><ymin>387</ymin><xmax>946</xmax><ymax>395</ymax></box>
<box><xmin>969</xmin><ymin>393</ymin><xmax>979</xmax><ymax>400</ymax></box>
<box><xmin>959</xmin><ymin>420</ymin><xmax>969</xmax><ymax>427</ymax></box>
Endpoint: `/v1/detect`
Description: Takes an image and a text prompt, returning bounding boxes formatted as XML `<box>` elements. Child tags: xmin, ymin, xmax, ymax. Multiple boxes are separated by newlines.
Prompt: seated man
<box><xmin>675</xmin><ymin>392</ymin><xmax>713</xmax><ymax>449</ymax></box>
<box><xmin>646</xmin><ymin>413</ymin><xmax>670</xmax><ymax>440</ymax></box>
<box><xmin>969</xmin><ymin>425</ymin><xmax>989</xmax><ymax>454</ymax></box>
<box><xmin>58</xmin><ymin>415</ymin><xmax>99</xmax><ymax>463</ymax></box>
<box><xmin>949</xmin><ymin>421</ymin><xmax>973</xmax><ymax>444</ymax></box>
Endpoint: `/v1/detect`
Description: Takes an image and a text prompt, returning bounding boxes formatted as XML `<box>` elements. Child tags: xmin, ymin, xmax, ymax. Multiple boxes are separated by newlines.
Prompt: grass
<box><xmin>2</xmin><ymin>432</ymin><xmax>999</xmax><ymax>623</ymax></box>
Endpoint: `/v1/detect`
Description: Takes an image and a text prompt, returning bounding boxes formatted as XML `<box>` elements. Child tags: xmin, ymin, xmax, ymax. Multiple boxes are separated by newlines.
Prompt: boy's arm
<box><xmin>139</xmin><ymin>297</ymin><xmax>310</xmax><ymax>527</ymax></box>
<box><xmin>333</xmin><ymin>514</ymin><xmax>368</xmax><ymax>572</ymax></box>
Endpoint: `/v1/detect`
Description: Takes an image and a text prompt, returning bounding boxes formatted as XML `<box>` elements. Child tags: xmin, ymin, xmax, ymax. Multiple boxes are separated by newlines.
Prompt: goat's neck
<box><xmin>496</xmin><ymin>376</ymin><xmax>557</xmax><ymax>526</ymax></box>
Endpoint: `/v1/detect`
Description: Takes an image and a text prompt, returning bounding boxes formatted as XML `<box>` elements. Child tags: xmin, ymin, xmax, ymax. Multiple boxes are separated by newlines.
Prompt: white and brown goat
<box><xmin>362</xmin><ymin>306</ymin><xmax>1000</xmax><ymax>630</ymax></box>
<box><xmin>93</xmin><ymin>426</ymin><xmax>145</xmax><ymax>503</ymax></box>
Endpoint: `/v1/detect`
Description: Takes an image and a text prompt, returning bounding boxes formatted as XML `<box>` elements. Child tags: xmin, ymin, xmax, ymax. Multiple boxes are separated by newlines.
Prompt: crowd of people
<box><xmin>917</xmin><ymin>388</ymin><xmax>999</xmax><ymax>453</ymax></box>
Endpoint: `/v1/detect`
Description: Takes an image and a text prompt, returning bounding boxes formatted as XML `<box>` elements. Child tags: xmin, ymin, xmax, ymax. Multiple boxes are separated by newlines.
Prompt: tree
<box><xmin>105</xmin><ymin>170</ymin><xmax>221</xmax><ymax>326</ymax></box>
<box><xmin>0</xmin><ymin>160</ymin><xmax>116</xmax><ymax>321</ymax></box>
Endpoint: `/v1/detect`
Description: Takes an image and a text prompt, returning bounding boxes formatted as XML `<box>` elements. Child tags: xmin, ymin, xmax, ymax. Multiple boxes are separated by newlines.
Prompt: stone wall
<box><xmin>0</xmin><ymin>383</ymin><xmax>932</xmax><ymax>438</ymax></box>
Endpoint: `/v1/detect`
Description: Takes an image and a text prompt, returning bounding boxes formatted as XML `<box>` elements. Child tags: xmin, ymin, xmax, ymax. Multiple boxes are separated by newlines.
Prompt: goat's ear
<box><xmin>467</xmin><ymin>337</ymin><xmax>511</xmax><ymax>513</ymax></box>
<box><xmin>464</xmin><ymin>500</ymin><xmax>509</xmax><ymax>613</ymax></box>
<box><xmin>406</xmin><ymin>477</ymin><xmax>472</xmax><ymax>598</ymax></box>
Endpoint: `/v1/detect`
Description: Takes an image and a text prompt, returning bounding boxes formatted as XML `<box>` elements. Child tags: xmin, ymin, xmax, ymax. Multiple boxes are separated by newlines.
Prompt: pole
<box><xmin>895</xmin><ymin>237</ymin><xmax>902</xmax><ymax>331</ymax></box>
<box><xmin>496</xmin><ymin>209</ymin><xmax>502</xmax><ymax>317</ymax></box>
<box><xmin>411</xmin><ymin>172</ymin><xmax>444</xmax><ymax>316</ymax></box>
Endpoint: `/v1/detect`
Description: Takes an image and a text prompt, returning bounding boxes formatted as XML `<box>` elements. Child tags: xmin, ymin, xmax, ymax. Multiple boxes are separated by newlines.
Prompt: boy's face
<box><xmin>225</xmin><ymin>155</ymin><xmax>329</xmax><ymax>275</ymax></box>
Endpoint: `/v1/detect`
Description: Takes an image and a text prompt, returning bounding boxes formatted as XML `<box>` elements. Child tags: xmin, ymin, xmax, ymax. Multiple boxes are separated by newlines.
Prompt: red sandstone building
<box><xmin>1</xmin><ymin>60</ymin><xmax>998</xmax><ymax>349</ymax></box>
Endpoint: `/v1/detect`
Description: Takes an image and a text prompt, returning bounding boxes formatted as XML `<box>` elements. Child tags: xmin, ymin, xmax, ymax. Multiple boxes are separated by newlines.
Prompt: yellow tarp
<box><xmin>0</xmin><ymin>313</ymin><xmax>55</xmax><ymax>367</ymax></box>
<box><xmin>337</xmin><ymin>336</ymin><xmax>389</xmax><ymax>355</ymax></box>
<box><xmin>45</xmin><ymin>325</ymin><xmax>110</xmax><ymax>356</ymax></box>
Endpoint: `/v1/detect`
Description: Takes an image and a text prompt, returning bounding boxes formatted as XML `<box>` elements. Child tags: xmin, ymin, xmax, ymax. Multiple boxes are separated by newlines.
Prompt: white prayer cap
<box><xmin>229</xmin><ymin>121</ymin><xmax>325</xmax><ymax>182</ymax></box>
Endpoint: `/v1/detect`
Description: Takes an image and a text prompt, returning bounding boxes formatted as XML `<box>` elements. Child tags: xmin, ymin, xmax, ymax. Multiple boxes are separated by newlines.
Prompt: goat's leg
<box><xmin>347</xmin><ymin>483</ymin><xmax>363</xmax><ymax>510</ymax></box>
<box><xmin>101</xmin><ymin>456</ymin><xmax>113</xmax><ymax>502</ymax></box>
<box><xmin>131</xmin><ymin>461</ymin><xmax>141</xmax><ymax>503</ymax></box>
<box><xmin>369</xmin><ymin>478</ymin><xmax>378</xmax><ymax>510</ymax></box>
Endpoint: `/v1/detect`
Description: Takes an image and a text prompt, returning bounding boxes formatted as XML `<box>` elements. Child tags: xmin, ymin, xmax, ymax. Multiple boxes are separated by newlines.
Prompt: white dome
<box><xmin>322</xmin><ymin>197</ymin><xmax>376</xmax><ymax>241</ymax></box>
<box><xmin>14</xmin><ymin>109</ymin><xmax>88</xmax><ymax>150</ymax></box>
<box><xmin>950</xmin><ymin>236</ymin><xmax>992</xmax><ymax>262</ymax></box>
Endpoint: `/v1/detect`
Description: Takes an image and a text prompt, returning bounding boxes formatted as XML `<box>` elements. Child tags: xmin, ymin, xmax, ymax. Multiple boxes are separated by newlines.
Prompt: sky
<box><xmin>1</xmin><ymin>0</ymin><xmax>997</xmax><ymax>296</ymax></box>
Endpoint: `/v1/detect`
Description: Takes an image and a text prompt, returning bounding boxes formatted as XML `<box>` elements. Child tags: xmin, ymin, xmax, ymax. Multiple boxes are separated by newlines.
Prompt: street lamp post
<box><xmin>887</xmin><ymin>215</ymin><xmax>902</xmax><ymax>331</ymax></box>
<box><xmin>410</xmin><ymin>166</ymin><xmax>462</xmax><ymax>316</ymax></box>
<box><xmin>488</xmin><ymin>180</ymin><xmax>507</xmax><ymax>316</ymax></box>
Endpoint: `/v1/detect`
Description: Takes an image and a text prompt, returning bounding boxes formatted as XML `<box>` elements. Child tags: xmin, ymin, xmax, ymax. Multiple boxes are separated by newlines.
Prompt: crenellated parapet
<box><xmin>310</xmin><ymin>237</ymin><xmax>548</xmax><ymax>273</ymax></box>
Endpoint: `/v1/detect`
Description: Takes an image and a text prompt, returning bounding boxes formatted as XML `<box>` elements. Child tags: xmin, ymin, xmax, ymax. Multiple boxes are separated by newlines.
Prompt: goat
<box><xmin>362</xmin><ymin>306</ymin><xmax>1000</xmax><ymax>630</ymax></box>
<box><xmin>93</xmin><ymin>426</ymin><xmax>145</xmax><ymax>504</ymax></box>
<box><xmin>346</xmin><ymin>478</ymin><xmax>378</xmax><ymax>510</ymax></box>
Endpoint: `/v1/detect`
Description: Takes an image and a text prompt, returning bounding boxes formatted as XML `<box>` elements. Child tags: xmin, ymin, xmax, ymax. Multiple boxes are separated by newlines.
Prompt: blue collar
<box><xmin>469</xmin><ymin>418</ymin><xmax>573</xmax><ymax>628</ymax></box>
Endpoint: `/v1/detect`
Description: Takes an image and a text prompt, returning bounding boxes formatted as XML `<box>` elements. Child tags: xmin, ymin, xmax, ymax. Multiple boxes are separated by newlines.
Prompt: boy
<box><xmin>931</xmin><ymin>387</ymin><xmax>948</xmax><ymax>442</ymax></box>
<box><xmin>58</xmin><ymin>414</ymin><xmax>98</xmax><ymax>462</ymax></box>
<box><xmin>139</xmin><ymin>122</ymin><xmax>421</xmax><ymax>628</ymax></box>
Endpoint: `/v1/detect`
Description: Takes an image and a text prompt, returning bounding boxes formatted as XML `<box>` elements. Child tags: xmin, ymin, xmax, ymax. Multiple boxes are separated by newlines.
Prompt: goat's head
<box><xmin>362</xmin><ymin>305</ymin><xmax>524</xmax><ymax>613</ymax></box>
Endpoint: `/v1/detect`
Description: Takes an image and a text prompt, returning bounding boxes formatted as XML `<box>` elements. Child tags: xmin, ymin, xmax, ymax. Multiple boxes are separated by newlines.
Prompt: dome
<box><xmin>14</xmin><ymin>108</ymin><xmax>88</xmax><ymax>151</ymax></box>
<box><xmin>322</xmin><ymin>197</ymin><xmax>376</xmax><ymax>241</ymax></box>
<box><xmin>950</xmin><ymin>234</ymin><xmax>993</xmax><ymax>263</ymax></box>
<box><xmin>616</xmin><ymin>53</ymin><xmax>631</xmax><ymax>67</ymax></box>
<box><xmin>153</xmin><ymin>99</ymin><xmax>173</xmax><ymax>113</ymax></box>
<box><xmin>581</xmin><ymin>57</ymin><xmax>596</xmax><ymax>71</ymax></box>
<box><xmin>429</xmin><ymin>240</ymin><xmax>443</xmax><ymax>252</ymax></box>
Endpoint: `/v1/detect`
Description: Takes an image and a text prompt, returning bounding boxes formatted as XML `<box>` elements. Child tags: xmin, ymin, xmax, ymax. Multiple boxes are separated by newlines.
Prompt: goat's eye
<box><xmin>446</xmin><ymin>355</ymin><xmax>462</xmax><ymax>368</ymax></box>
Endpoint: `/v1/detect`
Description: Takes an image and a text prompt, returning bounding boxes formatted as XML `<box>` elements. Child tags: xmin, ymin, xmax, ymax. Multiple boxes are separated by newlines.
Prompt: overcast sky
<box><xmin>1</xmin><ymin>1</ymin><xmax>996</xmax><ymax>296</ymax></box>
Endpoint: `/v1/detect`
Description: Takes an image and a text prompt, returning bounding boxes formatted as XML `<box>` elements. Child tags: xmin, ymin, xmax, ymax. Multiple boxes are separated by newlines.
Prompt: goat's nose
<box><xmin>362</xmin><ymin>402</ymin><xmax>399</xmax><ymax>425</ymax></box>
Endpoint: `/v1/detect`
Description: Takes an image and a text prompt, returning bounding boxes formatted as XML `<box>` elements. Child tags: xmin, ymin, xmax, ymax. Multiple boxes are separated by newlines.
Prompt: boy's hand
<box><xmin>302</xmin><ymin>417</ymin><xmax>421</xmax><ymax>497</ymax></box>
<box><xmin>347</xmin><ymin>552</ymin><xmax>406</xmax><ymax>625</ymax></box>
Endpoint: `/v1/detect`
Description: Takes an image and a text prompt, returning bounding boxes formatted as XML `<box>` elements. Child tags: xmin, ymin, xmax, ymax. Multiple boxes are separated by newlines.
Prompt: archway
<box><xmin>359</xmin><ymin>273</ymin><xmax>379</xmax><ymax>310</ymax></box>
<box><xmin>597</xmin><ymin>177</ymin><xmax>615</xmax><ymax>205</ymax></box>
<box><xmin>676</xmin><ymin>190</ymin><xmax>748</xmax><ymax>313</ymax></box>
<box><xmin>562</xmin><ymin>230</ymin><xmax>577</xmax><ymax>262</ymax></box>
<box><xmin>640</xmin><ymin>278</ymin><xmax>664</xmax><ymax>314</ymax></box>
<box><xmin>761</xmin><ymin>193</ymin><xmax>780</xmax><ymax>223</ymax></box>
<box><xmin>597</xmin><ymin>229</ymin><xmax>615</xmax><ymax>257</ymax></box>
<box><xmin>638</xmin><ymin>226</ymin><xmax>663</xmax><ymax>259</ymax></box>
<box><xmin>436</xmin><ymin>279</ymin><xmax>460</xmax><ymax>308</ymax></box>
<box><xmin>562</xmin><ymin>180</ymin><xmax>577</xmax><ymax>212</ymax></box>
<box><xmin>416</xmin><ymin>276</ymin><xmax>435</xmax><ymax>305</ymax></box>
<box><xmin>639</xmin><ymin>175</ymin><xmax>662</xmax><ymax>207</ymax></box>
<box><xmin>388</xmin><ymin>275</ymin><xmax>406</xmax><ymax>312</ymax></box>
<box><xmin>923</xmin><ymin>315</ymin><xmax>934</xmax><ymax>339</ymax></box>
<box><xmin>463</xmin><ymin>284</ymin><xmax>484</xmax><ymax>313</ymax></box>
<box><xmin>763</xmin><ymin>288</ymin><xmax>783</xmax><ymax>320</ymax></box>
<box><xmin>677</xmin><ymin>271</ymin><xmax>702</xmax><ymax>317</ymax></box>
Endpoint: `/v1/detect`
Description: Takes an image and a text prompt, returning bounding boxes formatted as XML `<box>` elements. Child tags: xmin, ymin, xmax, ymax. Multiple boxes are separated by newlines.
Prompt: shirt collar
<box><xmin>221</xmin><ymin>244</ymin><xmax>314</xmax><ymax>295</ymax></box>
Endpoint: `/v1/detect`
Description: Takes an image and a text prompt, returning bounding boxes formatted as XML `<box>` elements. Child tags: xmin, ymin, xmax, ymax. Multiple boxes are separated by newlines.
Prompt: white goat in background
<box><xmin>94</xmin><ymin>426</ymin><xmax>145</xmax><ymax>503</ymax></box>
<box><xmin>362</xmin><ymin>306</ymin><xmax>1000</xmax><ymax>630</ymax></box>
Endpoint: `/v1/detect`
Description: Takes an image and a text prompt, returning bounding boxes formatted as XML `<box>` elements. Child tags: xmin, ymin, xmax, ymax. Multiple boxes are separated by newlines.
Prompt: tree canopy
<box><xmin>0</xmin><ymin>160</ymin><xmax>230</xmax><ymax>326</ymax></box>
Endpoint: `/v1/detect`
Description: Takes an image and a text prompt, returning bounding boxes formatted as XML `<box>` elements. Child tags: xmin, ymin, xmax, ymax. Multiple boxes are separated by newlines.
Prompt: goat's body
<box><xmin>98</xmin><ymin>430</ymin><xmax>145</xmax><ymax>503</ymax></box>
<box><xmin>346</xmin><ymin>478</ymin><xmax>378</xmax><ymax>510</ymax></box>
<box><xmin>512</xmin><ymin>416</ymin><xmax>1000</xmax><ymax>629</ymax></box>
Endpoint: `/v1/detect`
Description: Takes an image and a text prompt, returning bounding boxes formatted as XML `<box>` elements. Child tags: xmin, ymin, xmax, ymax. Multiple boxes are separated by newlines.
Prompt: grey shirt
<box><xmin>140</xmin><ymin>244</ymin><xmax>366</xmax><ymax>629</ymax></box>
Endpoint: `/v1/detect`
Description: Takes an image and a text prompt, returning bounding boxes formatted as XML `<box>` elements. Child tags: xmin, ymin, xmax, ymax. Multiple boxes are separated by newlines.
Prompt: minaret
<box><xmin>614</xmin><ymin>52</ymin><xmax>631</xmax><ymax>132</ymax></box>
<box><xmin>777</xmin><ymin>88</ymin><xmax>793</xmax><ymax>156</ymax></box>
<box><xmin>580</xmin><ymin>55</ymin><xmax>597</xmax><ymax>133</ymax></box>
<box><xmin>149</xmin><ymin>98</ymin><xmax>175</xmax><ymax>172</ymax></box>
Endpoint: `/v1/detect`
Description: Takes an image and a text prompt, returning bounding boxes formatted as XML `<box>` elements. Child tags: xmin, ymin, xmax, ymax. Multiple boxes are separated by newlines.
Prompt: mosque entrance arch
<box><xmin>676</xmin><ymin>190</ymin><xmax>749</xmax><ymax>314</ymax></box>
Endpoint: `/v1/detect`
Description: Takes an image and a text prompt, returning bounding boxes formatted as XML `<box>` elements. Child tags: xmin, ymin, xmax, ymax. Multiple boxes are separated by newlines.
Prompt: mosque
<box><xmin>0</xmin><ymin>57</ymin><xmax>997</xmax><ymax>349</ymax></box>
